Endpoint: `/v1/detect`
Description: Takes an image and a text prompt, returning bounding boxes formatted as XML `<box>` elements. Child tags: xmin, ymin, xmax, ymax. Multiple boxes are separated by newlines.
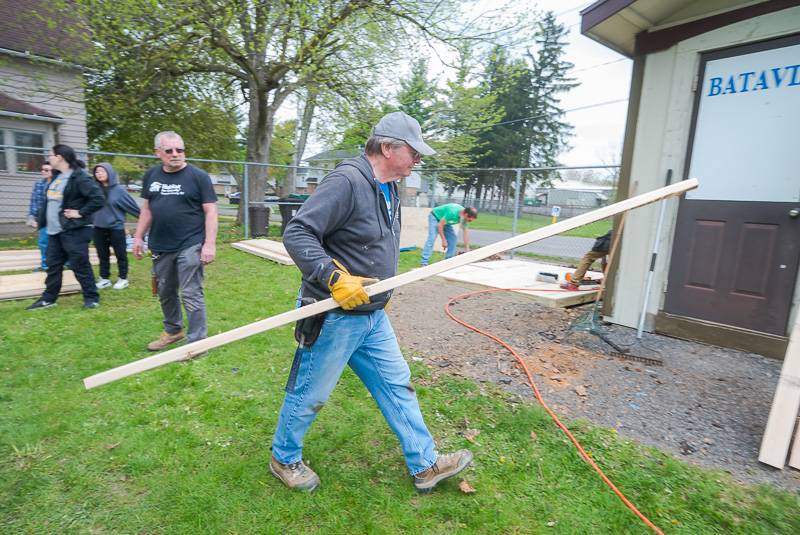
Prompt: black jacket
<box><xmin>37</xmin><ymin>167</ymin><xmax>105</xmax><ymax>232</ymax></box>
<box><xmin>283</xmin><ymin>154</ymin><xmax>400</xmax><ymax>312</ymax></box>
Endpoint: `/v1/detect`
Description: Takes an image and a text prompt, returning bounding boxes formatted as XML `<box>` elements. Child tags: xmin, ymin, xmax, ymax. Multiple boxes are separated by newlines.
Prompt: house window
<box><xmin>0</xmin><ymin>127</ymin><xmax>48</xmax><ymax>174</ymax></box>
<box><xmin>14</xmin><ymin>131</ymin><xmax>45</xmax><ymax>173</ymax></box>
<box><xmin>0</xmin><ymin>129</ymin><xmax>6</xmax><ymax>172</ymax></box>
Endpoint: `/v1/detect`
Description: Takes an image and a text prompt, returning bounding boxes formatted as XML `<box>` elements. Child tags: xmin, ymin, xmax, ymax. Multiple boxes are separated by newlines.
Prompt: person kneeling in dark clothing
<box><xmin>27</xmin><ymin>144</ymin><xmax>105</xmax><ymax>310</ymax></box>
<box><xmin>561</xmin><ymin>230</ymin><xmax>612</xmax><ymax>291</ymax></box>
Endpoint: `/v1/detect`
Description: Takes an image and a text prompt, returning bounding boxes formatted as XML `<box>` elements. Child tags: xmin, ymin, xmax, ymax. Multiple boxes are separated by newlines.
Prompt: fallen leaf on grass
<box><xmin>458</xmin><ymin>480</ymin><xmax>476</xmax><ymax>493</ymax></box>
<box><xmin>464</xmin><ymin>429</ymin><xmax>481</xmax><ymax>443</ymax></box>
<box><xmin>104</xmin><ymin>442</ymin><xmax>121</xmax><ymax>450</ymax></box>
<box><xmin>530</xmin><ymin>431</ymin><xmax>538</xmax><ymax>442</ymax></box>
<box><xmin>546</xmin><ymin>520</ymin><xmax>557</xmax><ymax>527</ymax></box>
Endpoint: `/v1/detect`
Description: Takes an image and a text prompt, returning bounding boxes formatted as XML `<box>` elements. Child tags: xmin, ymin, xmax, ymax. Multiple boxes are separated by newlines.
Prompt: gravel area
<box><xmin>388</xmin><ymin>277</ymin><xmax>800</xmax><ymax>491</ymax></box>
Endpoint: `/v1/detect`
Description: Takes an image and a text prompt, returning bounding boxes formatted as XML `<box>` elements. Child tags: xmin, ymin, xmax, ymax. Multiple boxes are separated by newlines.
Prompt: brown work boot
<box><xmin>270</xmin><ymin>456</ymin><xmax>320</xmax><ymax>492</ymax></box>
<box><xmin>414</xmin><ymin>450</ymin><xmax>473</xmax><ymax>493</ymax></box>
<box><xmin>147</xmin><ymin>330</ymin><xmax>186</xmax><ymax>351</ymax></box>
<box><xmin>559</xmin><ymin>282</ymin><xmax>580</xmax><ymax>291</ymax></box>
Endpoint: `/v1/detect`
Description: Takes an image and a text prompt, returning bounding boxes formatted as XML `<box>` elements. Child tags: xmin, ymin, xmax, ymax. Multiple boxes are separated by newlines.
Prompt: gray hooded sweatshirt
<box><xmin>92</xmin><ymin>163</ymin><xmax>141</xmax><ymax>229</ymax></box>
<box><xmin>283</xmin><ymin>154</ymin><xmax>400</xmax><ymax>312</ymax></box>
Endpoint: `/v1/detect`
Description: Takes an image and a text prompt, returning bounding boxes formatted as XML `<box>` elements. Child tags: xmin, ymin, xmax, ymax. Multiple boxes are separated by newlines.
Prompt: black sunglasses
<box><xmin>163</xmin><ymin>148</ymin><xmax>185</xmax><ymax>155</ymax></box>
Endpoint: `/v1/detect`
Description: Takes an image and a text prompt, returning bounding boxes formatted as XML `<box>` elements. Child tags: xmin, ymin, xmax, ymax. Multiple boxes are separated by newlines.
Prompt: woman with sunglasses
<box><xmin>27</xmin><ymin>144</ymin><xmax>105</xmax><ymax>310</ymax></box>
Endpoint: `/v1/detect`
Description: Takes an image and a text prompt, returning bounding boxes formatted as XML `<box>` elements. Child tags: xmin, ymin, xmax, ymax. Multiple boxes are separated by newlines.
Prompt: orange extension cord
<box><xmin>444</xmin><ymin>287</ymin><xmax>664</xmax><ymax>535</ymax></box>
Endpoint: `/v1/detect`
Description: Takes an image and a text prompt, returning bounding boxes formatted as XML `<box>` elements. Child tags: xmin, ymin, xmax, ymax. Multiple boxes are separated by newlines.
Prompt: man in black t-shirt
<box><xmin>133</xmin><ymin>131</ymin><xmax>218</xmax><ymax>352</ymax></box>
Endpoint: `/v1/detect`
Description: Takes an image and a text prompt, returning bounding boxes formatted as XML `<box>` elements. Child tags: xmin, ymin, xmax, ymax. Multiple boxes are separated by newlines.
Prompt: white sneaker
<box><xmin>113</xmin><ymin>278</ymin><xmax>129</xmax><ymax>290</ymax></box>
<box><xmin>96</xmin><ymin>278</ymin><xmax>112</xmax><ymax>289</ymax></box>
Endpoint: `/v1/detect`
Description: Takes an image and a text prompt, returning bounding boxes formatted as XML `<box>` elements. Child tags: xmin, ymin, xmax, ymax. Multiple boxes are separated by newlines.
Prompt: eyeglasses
<box><xmin>163</xmin><ymin>148</ymin><xmax>185</xmax><ymax>155</ymax></box>
<box><xmin>405</xmin><ymin>144</ymin><xmax>421</xmax><ymax>161</ymax></box>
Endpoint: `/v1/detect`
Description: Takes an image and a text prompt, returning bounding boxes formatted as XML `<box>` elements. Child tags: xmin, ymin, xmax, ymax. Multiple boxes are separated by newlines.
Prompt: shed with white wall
<box><xmin>581</xmin><ymin>0</ymin><xmax>800</xmax><ymax>358</ymax></box>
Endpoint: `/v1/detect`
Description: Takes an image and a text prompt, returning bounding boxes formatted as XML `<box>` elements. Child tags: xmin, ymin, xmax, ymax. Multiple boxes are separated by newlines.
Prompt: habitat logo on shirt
<box><xmin>148</xmin><ymin>182</ymin><xmax>184</xmax><ymax>195</ymax></box>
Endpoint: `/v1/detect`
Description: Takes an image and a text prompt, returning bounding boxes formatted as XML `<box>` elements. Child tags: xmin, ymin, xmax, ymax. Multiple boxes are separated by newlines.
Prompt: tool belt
<box><xmin>294</xmin><ymin>298</ymin><xmax>327</xmax><ymax>348</ymax></box>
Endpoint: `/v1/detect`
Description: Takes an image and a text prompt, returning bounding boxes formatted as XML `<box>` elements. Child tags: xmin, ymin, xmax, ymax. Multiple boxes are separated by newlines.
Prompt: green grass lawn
<box><xmin>469</xmin><ymin>213</ymin><xmax>612</xmax><ymax>239</ymax></box>
<box><xmin>1</xmin><ymin>236</ymin><xmax>798</xmax><ymax>533</ymax></box>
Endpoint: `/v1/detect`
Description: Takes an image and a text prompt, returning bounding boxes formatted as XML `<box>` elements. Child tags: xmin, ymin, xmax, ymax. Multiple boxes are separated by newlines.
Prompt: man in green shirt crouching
<box><xmin>420</xmin><ymin>203</ymin><xmax>477</xmax><ymax>266</ymax></box>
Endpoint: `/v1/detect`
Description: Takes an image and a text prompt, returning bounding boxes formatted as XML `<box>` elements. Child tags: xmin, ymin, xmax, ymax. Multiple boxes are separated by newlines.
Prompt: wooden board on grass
<box><xmin>0</xmin><ymin>248</ymin><xmax>111</xmax><ymax>272</ymax></box>
<box><xmin>0</xmin><ymin>271</ymin><xmax>80</xmax><ymax>301</ymax></box>
<box><xmin>760</xmin><ymin>313</ymin><xmax>800</xmax><ymax>469</ymax></box>
<box><xmin>231</xmin><ymin>239</ymin><xmax>294</xmax><ymax>266</ymax></box>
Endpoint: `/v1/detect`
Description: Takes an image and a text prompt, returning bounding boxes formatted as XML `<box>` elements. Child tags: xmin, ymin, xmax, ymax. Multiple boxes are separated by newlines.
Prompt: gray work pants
<box><xmin>152</xmin><ymin>243</ymin><xmax>207</xmax><ymax>343</ymax></box>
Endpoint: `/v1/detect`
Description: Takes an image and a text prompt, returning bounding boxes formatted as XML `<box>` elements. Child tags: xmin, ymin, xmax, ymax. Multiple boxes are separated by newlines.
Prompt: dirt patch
<box><xmin>389</xmin><ymin>277</ymin><xmax>800</xmax><ymax>491</ymax></box>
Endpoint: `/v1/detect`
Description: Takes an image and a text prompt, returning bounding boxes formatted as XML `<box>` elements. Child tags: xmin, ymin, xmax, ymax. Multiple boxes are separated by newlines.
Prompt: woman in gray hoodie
<box><xmin>92</xmin><ymin>163</ymin><xmax>141</xmax><ymax>289</ymax></box>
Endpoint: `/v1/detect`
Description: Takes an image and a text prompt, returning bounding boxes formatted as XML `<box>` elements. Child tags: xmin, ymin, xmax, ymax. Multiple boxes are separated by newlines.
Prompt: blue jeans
<box><xmin>271</xmin><ymin>309</ymin><xmax>438</xmax><ymax>475</ymax></box>
<box><xmin>38</xmin><ymin>227</ymin><xmax>48</xmax><ymax>269</ymax></box>
<box><xmin>420</xmin><ymin>213</ymin><xmax>456</xmax><ymax>266</ymax></box>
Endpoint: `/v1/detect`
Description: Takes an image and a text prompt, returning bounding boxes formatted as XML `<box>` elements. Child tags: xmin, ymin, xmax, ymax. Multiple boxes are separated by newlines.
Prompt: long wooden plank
<box><xmin>83</xmin><ymin>178</ymin><xmax>698</xmax><ymax>390</ymax></box>
<box><xmin>760</xmin><ymin>313</ymin><xmax>800</xmax><ymax>468</ymax></box>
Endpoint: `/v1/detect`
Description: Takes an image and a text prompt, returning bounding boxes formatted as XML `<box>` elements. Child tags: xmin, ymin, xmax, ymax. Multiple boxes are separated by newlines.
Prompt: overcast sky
<box><xmin>299</xmin><ymin>1</ymin><xmax>632</xmax><ymax>167</ymax></box>
<box><xmin>541</xmin><ymin>1</ymin><xmax>632</xmax><ymax>166</ymax></box>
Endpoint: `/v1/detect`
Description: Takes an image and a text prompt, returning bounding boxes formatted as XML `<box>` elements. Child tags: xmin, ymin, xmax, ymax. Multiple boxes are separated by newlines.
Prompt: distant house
<box><xmin>209</xmin><ymin>173</ymin><xmax>236</xmax><ymax>197</ymax></box>
<box><xmin>534</xmin><ymin>180</ymin><xmax>614</xmax><ymax>209</ymax></box>
<box><xmin>302</xmin><ymin>148</ymin><xmax>360</xmax><ymax>187</ymax></box>
<box><xmin>0</xmin><ymin>0</ymin><xmax>89</xmax><ymax>230</ymax></box>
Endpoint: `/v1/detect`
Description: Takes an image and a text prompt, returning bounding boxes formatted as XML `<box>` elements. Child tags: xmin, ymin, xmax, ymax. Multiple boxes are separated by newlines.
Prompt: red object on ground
<box><xmin>444</xmin><ymin>287</ymin><xmax>665</xmax><ymax>535</ymax></box>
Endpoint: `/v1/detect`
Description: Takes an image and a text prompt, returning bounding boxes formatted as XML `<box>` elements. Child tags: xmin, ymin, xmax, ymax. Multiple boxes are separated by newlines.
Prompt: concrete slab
<box><xmin>436</xmin><ymin>259</ymin><xmax>602</xmax><ymax>308</ymax></box>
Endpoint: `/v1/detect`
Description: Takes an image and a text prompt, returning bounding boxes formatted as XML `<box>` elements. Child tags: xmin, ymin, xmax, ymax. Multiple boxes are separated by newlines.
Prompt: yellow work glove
<box><xmin>327</xmin><ymin>259</ymin><xmax>379</xmax><ymax>311</ymax></box>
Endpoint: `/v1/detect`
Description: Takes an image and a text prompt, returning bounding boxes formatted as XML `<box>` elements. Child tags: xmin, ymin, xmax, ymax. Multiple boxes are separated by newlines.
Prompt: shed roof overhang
<box><xmin>580</xmin><ymin>0</ymin><xmax>798</xmax><ymax>57</ymax></box>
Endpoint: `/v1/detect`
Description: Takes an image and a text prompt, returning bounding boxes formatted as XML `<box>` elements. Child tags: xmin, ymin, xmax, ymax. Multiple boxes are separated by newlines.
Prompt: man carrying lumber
<box><xmin>271</xmin><ymin>111</ymin><xmax>472</xmax><ymax>493</ymax></box>
<box><xmin>420</xmin><ymin>203</ymin><xmax>477</xmax><ymax>266</ymax></box>
<box><xmin>132</xmin><ymin>131</ymin><xmax>218</xmax><ymax>352</ymax></box>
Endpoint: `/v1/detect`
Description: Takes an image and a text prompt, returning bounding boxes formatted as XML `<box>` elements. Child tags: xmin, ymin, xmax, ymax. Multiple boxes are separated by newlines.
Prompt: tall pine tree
<box><xmin>524</xmin><ymin>11</ymin><xmax>577</xmax><ymax>172</ymax></box>
<box><xmin>397</xmin><ymin>59</ymin><xmax>438</xmax><ymax>127</ymax></box>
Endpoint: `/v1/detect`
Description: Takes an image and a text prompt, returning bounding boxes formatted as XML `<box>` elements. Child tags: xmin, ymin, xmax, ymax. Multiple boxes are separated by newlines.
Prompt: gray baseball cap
<box><xmin>373</xmin><ymin>111</ymin><xmax>436</xmax><ymax>156</ymax></box>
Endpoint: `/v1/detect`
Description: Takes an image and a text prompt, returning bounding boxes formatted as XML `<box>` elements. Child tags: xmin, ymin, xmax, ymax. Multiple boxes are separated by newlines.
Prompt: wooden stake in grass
<box><xmin>83</xmin><ymin>178</ymin><xmax>699</xmax><ymax>390</ymax></box>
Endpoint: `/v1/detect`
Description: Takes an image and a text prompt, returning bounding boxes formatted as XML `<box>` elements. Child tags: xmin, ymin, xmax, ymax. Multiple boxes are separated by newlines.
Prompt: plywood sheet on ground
<box><xmin>0</xmin><ymin>271</ymin><xmax>80</xmax><ymax>300</ymax></box>
<box><xmin>0</xmin><ymin>248</ymin><xmax>112</xmax><ymax>272</ymax></box>
<box><xmin>435</xmin><ymin>259</ymin><xmax>601</xmax><ymax>308</ymax></box>
<box><xmin>231</xmin><ymin>239</ymin><xmax>294</xmax><ymax>266</ymax></box>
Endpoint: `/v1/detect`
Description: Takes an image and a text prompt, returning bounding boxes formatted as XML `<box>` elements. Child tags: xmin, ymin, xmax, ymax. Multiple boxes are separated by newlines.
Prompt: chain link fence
<box><xmin>409</xmin><ymin>166</ymin><xmax>619</xmax><ymax>260</ymax></box>
<box><xmin>1</xmin><ymin>145</ymin><xmax>619</xmax><ymax>261</ymax></box>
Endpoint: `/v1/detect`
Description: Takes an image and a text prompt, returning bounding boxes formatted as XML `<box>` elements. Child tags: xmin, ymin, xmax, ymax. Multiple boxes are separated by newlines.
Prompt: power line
<box><xmin>571</xmin><ymin>57</ymin><xmax>627</xmax><ymax>74</ymax></box>
<box><xmin>486</xmin><ymin>98</ymin><xmax>629</xmax><ymax>129</ymax></box>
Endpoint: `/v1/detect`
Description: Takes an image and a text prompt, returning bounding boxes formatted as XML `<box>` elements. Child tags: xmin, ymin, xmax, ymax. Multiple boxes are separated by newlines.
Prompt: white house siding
<box><xmin>607</xmin><ymin>6</ymin><xmax>800</xmax><ymax>332</ymax></box>
<box><xmin>0</xmin><ymin>55</ymin><xmax>86</xmax><ymax>223</ymax></box>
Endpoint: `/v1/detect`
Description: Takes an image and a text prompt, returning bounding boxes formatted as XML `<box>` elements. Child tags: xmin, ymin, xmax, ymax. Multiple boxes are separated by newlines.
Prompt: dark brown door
<box><xmin>663</xmin><ymin>200</ymin><xmax>800</xmax><ymax>335</ymax></box>
<box><xmin>663</xmin><ymin>34</ymin><xmax>800</xmax><ymax>337</ymax></box>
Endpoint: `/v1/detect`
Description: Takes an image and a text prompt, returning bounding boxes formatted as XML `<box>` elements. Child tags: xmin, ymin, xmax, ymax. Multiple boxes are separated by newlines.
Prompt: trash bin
<box><xmin>248</xmin><ymin>205</ymin><xmax>270</xmax><ymax>237</ymax></box>
<box><xmin>277</xmin><ymin>195</ymin><xmax>308</xmax><ymax>235</ymax></box>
